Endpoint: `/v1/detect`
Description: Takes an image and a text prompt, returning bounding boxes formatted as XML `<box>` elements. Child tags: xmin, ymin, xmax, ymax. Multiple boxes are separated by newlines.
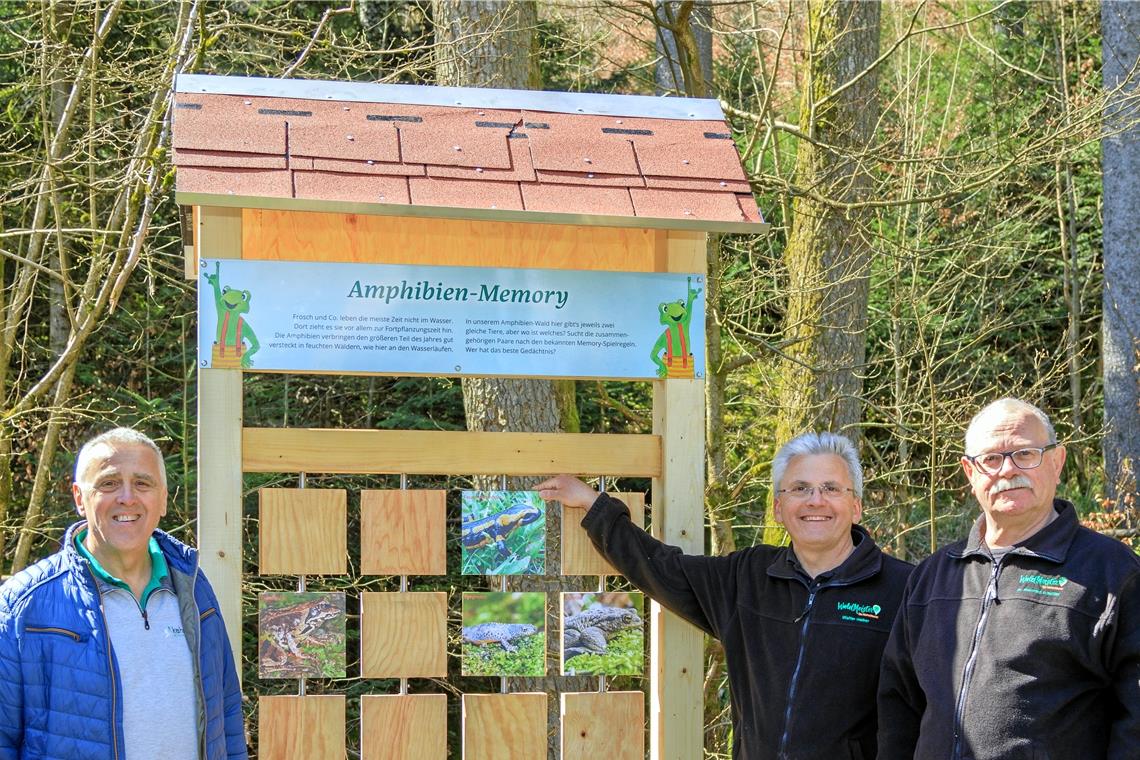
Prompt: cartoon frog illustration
<box><xmin>204</xmin><ymin>261</ymin><xmax>259</xmax><ymax>369</ymax></box>
<box><xmin>651</xmin><ymin>277</ymin><xmax>701</xmax><ymax>378</ymax></box>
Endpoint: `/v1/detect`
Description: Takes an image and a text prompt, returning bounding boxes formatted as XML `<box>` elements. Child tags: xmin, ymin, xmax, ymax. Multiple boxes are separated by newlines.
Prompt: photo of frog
<box><xmin>461</xmin><ymin>592</ymin><xmax>545</xmax><ymax>677</ymax></box>
<box><xmin>561</xmin><ymin>592</ymin><xmax>645</xmax><ymax>677</ymax></box>
<box><xmin>258</xmin><ymin>591</ymin><xmax>347</xmax><ymax>679</ymax></box>
<box><xmin>460</xmin><ymin>490</ymin><xmax>546</xmax><ymax>575</ymax></box>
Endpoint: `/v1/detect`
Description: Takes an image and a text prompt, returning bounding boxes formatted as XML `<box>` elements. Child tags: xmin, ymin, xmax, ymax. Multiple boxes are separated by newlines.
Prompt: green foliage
<box><xmin>461</xmin><ymin>629</ymin><xmax>545</xmax><ymax>677</ymax></box>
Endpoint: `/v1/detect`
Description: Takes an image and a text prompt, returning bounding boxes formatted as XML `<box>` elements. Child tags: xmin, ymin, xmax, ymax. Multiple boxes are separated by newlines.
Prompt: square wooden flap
<box><xmin>259</xmin><ymin>488</ymin><xmax>347</xmax><ymax>575</ymax></box>
<box><xmin>561</xmin><ymin>492</ymin><xmax>645</xmax><ymax>576</ymax></box>
<box><xmin>360</xmin><ymin>592</ymin><xmax>448</xmax><ymax>678</ymax></box>
<box><xmin>561</xmin><ymin>691</ymin><xmax>644</xmax><ymax>760</ymax></box>
<box><xmin>258</xmin><ymin>695</ymin><xmax>345</xmax><ymax>760</ymax></box>
<box><xmin>462</xmin><ymin>693</ymin><xmax>547</xmax><ymax>760</ymax></box>
<box><xmin>361</xmin><ymin>694</ymin><xmax>447</xmax><ymax>760</ymax></box>
<box><xmin>361</xmin><ymin>490</ymin><xmax>446</xmax><ymax>576</ymax></box>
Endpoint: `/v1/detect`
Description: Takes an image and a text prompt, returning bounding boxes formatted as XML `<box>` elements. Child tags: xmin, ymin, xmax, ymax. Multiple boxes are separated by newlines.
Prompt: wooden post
<box><xmin>196</xmin><ymin>206</ymin><xmax>244</xmax><ymax>671</ymax></box>
<box><xmin>649</xmin><ymin>230</ymin><xmax>707</xmax><ymax>760</ymax></box>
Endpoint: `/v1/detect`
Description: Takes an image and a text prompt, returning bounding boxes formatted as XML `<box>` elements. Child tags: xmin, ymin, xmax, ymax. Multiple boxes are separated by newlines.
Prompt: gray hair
<box><xmin>964</xmin><ymin>398</ymin><xmax>1056</xmax><ymax>453</ymax></box>
<box><xmin>74</xmin><ymin>427</ymin><xmax>167</xmax><ymax>489</ymax></box>
<box><xmin>771</xmin><ymin>431</ymin><xmax>863</xmax><ymax>499</ymax></box>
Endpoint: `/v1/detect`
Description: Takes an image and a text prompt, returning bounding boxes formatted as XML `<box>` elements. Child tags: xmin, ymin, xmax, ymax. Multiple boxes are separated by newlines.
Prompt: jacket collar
<box><xmin>767</xmin><ymin>523</ymin><xmax>883</xmax><ymax>584</ymax></box>
<box><xmin>62</xmin><ymin>520</ymin><xmax>198</xmax><ymax>580</ymax></box>
<box><xmin>952</xmin><ymin>498</ymin><xmax>1079</xmax><ymax>564</ymax></box>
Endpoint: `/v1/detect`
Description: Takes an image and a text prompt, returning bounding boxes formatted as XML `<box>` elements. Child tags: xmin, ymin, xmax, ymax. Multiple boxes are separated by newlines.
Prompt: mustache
<box><xmin>990</xmin><ymin>474</ymin><xmax>1032</xmax><ymax>496</ymax></box>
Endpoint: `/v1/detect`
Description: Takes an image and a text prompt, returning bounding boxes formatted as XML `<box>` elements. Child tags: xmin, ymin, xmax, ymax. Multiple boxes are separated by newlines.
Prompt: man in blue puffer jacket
<box><xmin>0</xmin><ymin>427</ymin><xmax>247</xmax><ymax>759</ymax></box>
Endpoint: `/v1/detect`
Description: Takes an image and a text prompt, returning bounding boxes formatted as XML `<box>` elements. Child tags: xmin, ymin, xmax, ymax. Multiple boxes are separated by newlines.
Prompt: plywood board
<box><xmin>462</xmin><ymin>693</ymin><xmax>547</xmax><ymax>760</ymax></box>
<box><xmin>360</xmin><ymin>490</ymin><xmax>446</xmax><ymax>575</ymax></box>
<box><xmin>561</xmin><ymin>691</ymin><xmax>645</xmax><ymax>760</ymax></box>
<box><xmin>243</xmin><ymin>428</ymin><xmax>661</xmax><ymax>477</ymax></box>
<box><xmin>561</xmin><ymin>492</ymin><xmax>645</xmax><ymax>576</ymax></box>
<box><xmin>360</xmin><ymin>592</ymin><xmax>447</xmax><ymax>678</ymax></box>
<box><xmin>259</xmin><ymin>488</ymin><xmax>348</xmax><ymax>575</ymax></box>
<box><xmin>259</xmin><ymin>695</ymin><xmax>345</xmax><ymax>760</ymax></box>
<box><xmin>243</xmin><ymin>208</ymin><xmax>657</xmax><ymax>272</ymax></box>
<box><xmin>360</xmin><ymin>694</ymin><xmax>447</xmax><ymax>760</ymax></box>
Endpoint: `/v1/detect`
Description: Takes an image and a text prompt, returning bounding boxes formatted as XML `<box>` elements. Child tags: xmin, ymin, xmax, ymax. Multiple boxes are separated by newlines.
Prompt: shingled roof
<box><xmin>172</xmin><ymin>74</ymin><xmax>766</xmax><ymax>235</ymax></box>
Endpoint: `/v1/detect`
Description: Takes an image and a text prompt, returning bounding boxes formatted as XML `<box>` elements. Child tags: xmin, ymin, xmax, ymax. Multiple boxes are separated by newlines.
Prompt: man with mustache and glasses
<box><xmin>877</xmin><ymin>398</ymin><xmax>1140</xmax><ymax>760</ymax></box>
<box><xmin>538</xmin><ymin>431</ymin><xmax>912</xmax><ymax>760</ymax></box>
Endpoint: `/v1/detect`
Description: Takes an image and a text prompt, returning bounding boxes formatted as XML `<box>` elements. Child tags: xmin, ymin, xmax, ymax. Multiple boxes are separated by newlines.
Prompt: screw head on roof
<box><xmin>367</xmin><ymin>160</ymin><xmax>375</xmax><ymax>165</ymax></box>
<box><xmin>476</xmin><ymin>167</ymin><xmax>484</xmax><ymax>173</ymax></box>
<box><xmin>682</xmin><ymin>159</ymin><xmax>690</xmax><ymax>165</ymax></box>
<box><xmin>683</xmin><ymin>209</ymin><xmax>692</xmax><ymax>215</ymax></box>
<box><xmin>347</xmin><ymin>135</ymin><xmax>355</xmax><ymax>141</ymax></box>
<box><xmin>343</xmin><ymin>106</ymin><xmax>350</xmax><ymax>111</ymax></box>
<box><xmin>243</xmin><ymin>100</ymin><xmax>251</xmax><ymax>105</ymax></box>
<box><xmin>583</xmin><ymin>158</ymin><xmax>592</xmax><ymax>164</ymax></box>
<box><xmin>616</xmin><ymin>119</ymin><xmax>623</xmax><ymax>124</ymax></box>
<box><xmin>453</xmin><ymin>145</ymin><xmax>462</xmax><ymax>151</ymax></box>
<box><xmin>720</xmin><ymin>181</ymin><xmax>727</xmax><ymax>187</ymax></box>
<box><xmin>490</xmin><ymin>204</ymin><xmax>497</xmax><ymax>209</ymax></box>
<box><xmin>478</xmin><ymin>111</ymin><xmax>485</xmax><ymax>116</ymax></box>
<box><xmin>587</xmin><ymin>173</ymin><xmax>595</xmax><ymax>179</ymax></box>
<box><xmin>379</xmin><ymin>194</ymin><xmax>386</xmax><ymax>201</ymax></box>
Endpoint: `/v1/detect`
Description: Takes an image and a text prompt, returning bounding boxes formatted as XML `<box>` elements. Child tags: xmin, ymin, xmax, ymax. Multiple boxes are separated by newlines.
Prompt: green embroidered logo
<box><xmin>836</xmin><ymin>601</ymin><xmax>882</xmax><ymax>623</ymax></box>
<box><xmin>1016</xmin><ymin>573</ymin><xmax>1069</xmax><ymax>597</ymax></box>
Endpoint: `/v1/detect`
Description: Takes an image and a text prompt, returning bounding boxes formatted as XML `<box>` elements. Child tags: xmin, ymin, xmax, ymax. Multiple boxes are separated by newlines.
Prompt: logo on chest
<box><xmin>1015</xmin><ymin>573</ymin><xmax>1068</xmax><ymax>597</ymax></box>
<box><xmin>836</xmin><ymin>601</ymin><xmax>881</xmax><ymax>623</ymax></box>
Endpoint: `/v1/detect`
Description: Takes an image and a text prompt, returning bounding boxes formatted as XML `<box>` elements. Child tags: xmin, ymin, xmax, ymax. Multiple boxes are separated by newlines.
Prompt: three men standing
<box><xmin>0</xmin><ymin>428</ymin><xmax>246</xmax><ymax>759</ymax></box>
<box><xmin>878</xmin><ymin>398</ymin><xmax>1140</xmax><ymax>759</ymax></box>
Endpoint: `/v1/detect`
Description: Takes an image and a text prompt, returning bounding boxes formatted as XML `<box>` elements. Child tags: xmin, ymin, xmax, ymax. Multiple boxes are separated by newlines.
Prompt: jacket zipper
<box><xmin>87</xmin><ymin>566</ymin><xmax>122</xmax><ymax>760</ymax></box>
<box><xmin>951</xmin><ymin>558</ymin><xmax>1004</xmax><ymax>760</ymax></box>
<box><xmin>24</xmin><ymin>626</ymin><xmax>82</xmax><ymax>641</ymax></box>
<box><xmin>777</xmin><ymin>579</ymin><xmax>822</xmax><ymax>758</ymax></box>
<box><xmin>191</xmin><ymin>559</ymin><xmax>209</xmax><ymax>760</ymax></box>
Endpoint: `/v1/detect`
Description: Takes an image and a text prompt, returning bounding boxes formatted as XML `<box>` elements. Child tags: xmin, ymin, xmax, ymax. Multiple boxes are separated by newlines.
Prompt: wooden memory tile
<box><xmin>561</xmin><ymin>492</ymin><xmax>645</xmax><ymax>576</ymax></box>
<box><xmin>258</xmin><ymin>488</ymin><xmax>347</xmax><ymax>575</ymax></box>
<box><xmin>360</xmin><ymin>694</ymin><xmax>447</xmax><ymax>760</ymax></box>
<box><xmin>561</xmin><ymin>691</ymin><xmax>645</xmax><ymax>760</ymax></box>
<box><xmin>258</xmin><ymin>695</ymin><xmax>345</xmax><ymax>760</ymax></box>
<box><xmin>360</xmin><ymin>592</ymin><xmax>448</xmax><ymax>678</ymax></box>
<box><xmin>462</xmin><ymin>693</ymin><xmax>547</xmax><ymax>760</ymax></box>
<box><xmin>361</xmin><ymin>490</ymin><xmax>446</xmax><ymax>575</ymax></box>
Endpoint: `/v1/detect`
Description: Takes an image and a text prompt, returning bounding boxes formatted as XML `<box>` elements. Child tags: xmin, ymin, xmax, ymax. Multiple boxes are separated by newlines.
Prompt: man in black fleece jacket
<box><xmin>538</xmin><ymin>432</ymin><xmax>913</xmax><ymax>760</ymax></box>
<box><xmin>877</xmin><ymin>398</ymin><xmax>1140</xmax><ymax>759</ymax></box>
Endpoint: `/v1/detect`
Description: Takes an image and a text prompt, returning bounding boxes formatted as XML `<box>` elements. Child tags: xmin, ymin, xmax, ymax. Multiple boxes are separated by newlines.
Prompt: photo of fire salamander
<box><xmin>461</xmin><ymin>490</ymin><xmax>546</xmax><ymax>575</ymax></box>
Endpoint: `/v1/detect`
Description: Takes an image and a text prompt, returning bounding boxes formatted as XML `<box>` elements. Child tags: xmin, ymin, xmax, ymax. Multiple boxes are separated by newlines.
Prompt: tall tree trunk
<box><xmin>654</xmin><ymin>0</ymin><xmax>712</xmax><ymax>98</ymax></box>
<box><xmin>433</xmin><ymin>4</ymin><xmax>585</xmax><ymax>755</ymax></box>
<box><xmin>767</xmin><ymin>0</ymin><xmax>881</xmax><ymax>542</ymax></box>
<box><xmin>1101</xmin><ymin>0</ymin><xmax>1140</xmax><ymax>509</ymax></box>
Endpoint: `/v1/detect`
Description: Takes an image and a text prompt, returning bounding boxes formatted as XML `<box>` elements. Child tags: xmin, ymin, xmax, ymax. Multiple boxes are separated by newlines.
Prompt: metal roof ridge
<box><xmin>174</xmin><ymin>73</ymin><xmax>725</xmax><ymax>121</ymax></box>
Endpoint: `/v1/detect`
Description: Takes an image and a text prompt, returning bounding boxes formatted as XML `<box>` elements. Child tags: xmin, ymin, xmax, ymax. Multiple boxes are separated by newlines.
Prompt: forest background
<box><xmin>1</xmin><ymin>1</ymin><xmax>1138</xmax><ymax>757</ymax></box>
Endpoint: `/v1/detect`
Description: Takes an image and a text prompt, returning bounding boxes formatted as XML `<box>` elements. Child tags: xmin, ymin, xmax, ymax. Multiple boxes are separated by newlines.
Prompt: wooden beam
<box><xmin>242</xmin><ymin>428</ymin><xmax>661</xmax><ymax>477</ymax></box>
<box><xmin>243</xmin><ymin>208</ymin><xmax>658</xmax><ymax>272</ymax></box>
<box><xmin>649</xmin><ymin>229</ymin><xmax>707</xmax><ymax>760</ymax></box>
<box><xmin>196</xmin><ymin>205</ymin><xmax>244</xmax><ymax>677</ymax></box>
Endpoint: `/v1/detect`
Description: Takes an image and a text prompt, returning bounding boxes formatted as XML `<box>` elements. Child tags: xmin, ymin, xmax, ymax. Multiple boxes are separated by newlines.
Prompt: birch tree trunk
<box><xmin>767</xmin><ymin>0</ymin><xmax>882</xmax><ymax>541</ymax></box>
<box><xmin>1101</xmin><ymin>0</ymin><xmax>1140</xmax><ymax>509</ymax></box>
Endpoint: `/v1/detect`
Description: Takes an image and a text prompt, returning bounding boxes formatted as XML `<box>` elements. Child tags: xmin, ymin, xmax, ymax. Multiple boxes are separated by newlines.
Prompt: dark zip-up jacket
<box><xmin>877</xmin><ymin>499</ymin><xmax>1140</xmax><ymax>760</ymax></box>
<box><xmin>582</xmin><ymin>493</ymin><xmax>913</xmax><ymax>760</ymax></box>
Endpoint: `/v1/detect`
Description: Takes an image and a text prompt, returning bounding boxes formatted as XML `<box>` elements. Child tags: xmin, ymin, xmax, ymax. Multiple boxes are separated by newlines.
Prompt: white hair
<box><xmin>74</xmin><ymin>427</ymin><xmax>167</xmax><ymax>489</ymax></box>
<box><xmin>771</xmin><ymin>431</ymin><xmax>863</xmax><ymax>498</ymax></box>
<box><xmin>964</xmin><ymin>398</ymin><xmax>1056</xmax><ymax>453</ymax></box>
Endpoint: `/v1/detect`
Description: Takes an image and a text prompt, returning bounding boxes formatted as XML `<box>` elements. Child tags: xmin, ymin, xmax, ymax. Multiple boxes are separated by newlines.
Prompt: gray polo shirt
<box><xmin>76</xmin><ymin>532</ymin><xmax>199</xmax><ymax>759</ymax></box>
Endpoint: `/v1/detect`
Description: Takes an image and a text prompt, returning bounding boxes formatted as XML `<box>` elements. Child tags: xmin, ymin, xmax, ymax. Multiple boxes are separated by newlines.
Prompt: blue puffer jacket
<box><xmin>0</xmin><ymin>523</ymin><xmax>247</xmax><ymax>760</ymax></box>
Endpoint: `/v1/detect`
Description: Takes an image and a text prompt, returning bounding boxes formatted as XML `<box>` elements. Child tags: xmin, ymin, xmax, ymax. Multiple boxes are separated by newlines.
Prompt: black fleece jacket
<box><xmin>582</xmin><ymin>493</ymin><xmax>913</xmax><ymax>760</ymax></box>
<box><xmin>877</xmin><ymin>499</ymin><xmax>1140</xmax><ymax>760</ymax></box>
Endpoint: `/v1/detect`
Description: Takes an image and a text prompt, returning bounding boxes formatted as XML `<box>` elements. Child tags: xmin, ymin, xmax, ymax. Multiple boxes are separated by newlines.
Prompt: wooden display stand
<box><xmin>182</xmin><ymin>72</ymin><xmax>766</xmax><ymax>760</ymax></box>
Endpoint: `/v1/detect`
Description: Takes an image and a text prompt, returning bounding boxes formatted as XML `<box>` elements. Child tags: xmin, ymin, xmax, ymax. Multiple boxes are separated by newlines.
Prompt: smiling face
<box><xmin>962</xmin><ymin>407</ymin><xmax>1065</xmax><ymax>535</ymax></box>
<box><xmin>73</xmin><ymin>442</ymin><xmax>168</xmax><ymax>570</ymax></box>
<box><xmin>773</xmin><ymin>453</ymin><xmax>863</xmax><ymax>555</ymax></box>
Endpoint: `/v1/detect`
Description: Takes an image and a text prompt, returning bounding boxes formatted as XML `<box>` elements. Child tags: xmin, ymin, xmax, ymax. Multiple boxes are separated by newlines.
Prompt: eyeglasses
<box><xmin>776</xmin><ymin>484</ymin><xmax>856</xmax><ymax>501</ymax></box>
<box><xmin>964</xmin><ymin>444</ymin><xmax>1059</xmax><ymax>475</ymax></box>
